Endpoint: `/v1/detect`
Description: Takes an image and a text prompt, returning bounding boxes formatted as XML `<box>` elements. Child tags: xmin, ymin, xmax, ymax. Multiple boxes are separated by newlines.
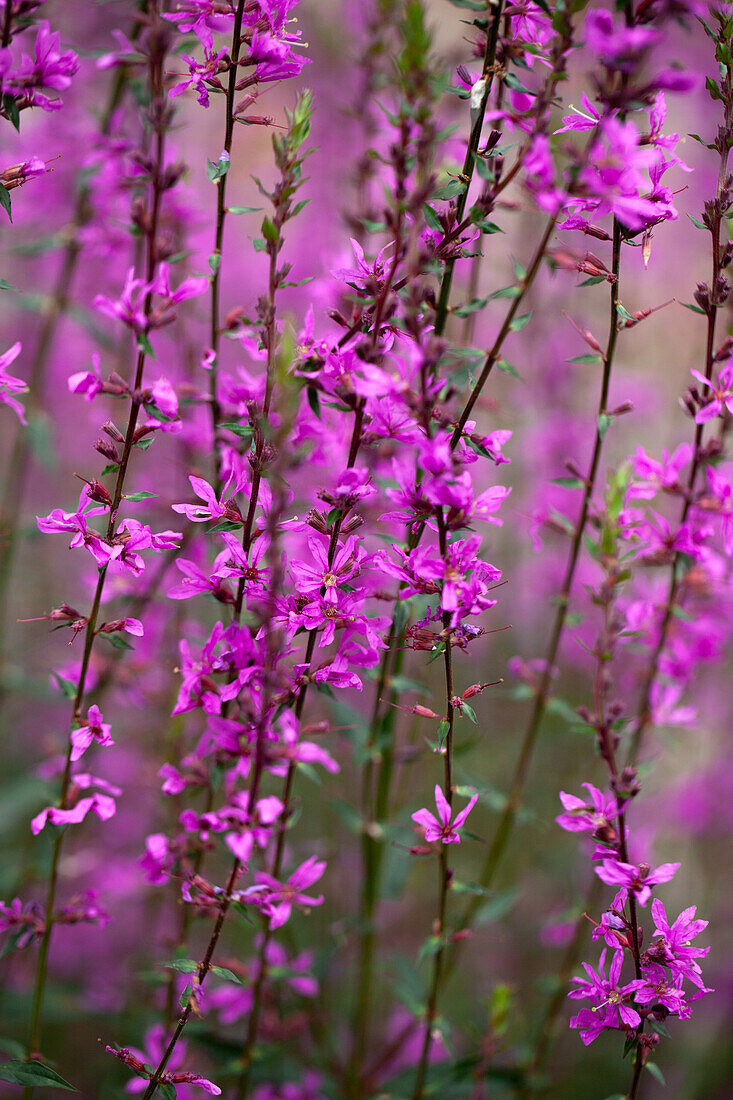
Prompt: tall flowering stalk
<box><xmin>22</xmin><ymin>5</ymin><xmax>193</xmax><ymax>1083</ymax></box>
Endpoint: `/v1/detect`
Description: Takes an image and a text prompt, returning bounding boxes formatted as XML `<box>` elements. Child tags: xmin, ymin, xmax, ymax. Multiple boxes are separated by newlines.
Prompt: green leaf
<box><xmin>134</xmin><ymin>437</ymin><xmax>154</xmax><ymax>451</ymax></box>
<box><xmin>450</xmin><ymin>880</ymin><xmax>493</xmax><ymax>897</ymax></box>
<box><xmin>220</xmin><ymin>422</ymin><xmax>253</xmax><ymax>439</ymax></box>
<box><xmin>0</xmin><ymin>183</ymin><xmax>12</xmax><ymax>222</ymax></box>
<box><xmin>208</xmin><ymin>251</ymin><xmax>221</xmax><ymax>275</ymax></box>
<box><xmin>681</xmin><ymin>301</ymin><xmax>706</xmax><ymax>314</ymax></box>
<box><xmin>261</xmin><ymin>216</ymin><xmax>278</xmax><ymax>243</ymax></box>
<box><xmin>509</xmin><ymin>311</ymin><xmax>532</xmax><ymax>333</ymax></box>
<box><xmin>163</xmin><ymin>959</ymin><xmax>199</xmax><ymax>975</ymax></box>
<box><xmin>460</xmin><ymin>702</ymin><xmax>478</xmax><ymax>724</ymax></box>
<box><xmin>423</xmin><ymin>203</ymin><xmax>442</xmax><ymax>232</ymax></box>
<box><xmin>206</xmin><ymin>154</ymin><xmax>230</xmax><ymax>182</ymax></box>
<box><xmin>431</xmin><ymin>180</ymin><xmax>466</xmax><ymax>201</ymax></box>
<box><xmin>3</xmin><ymin>94</ymin><xmax>20</xmax><ymax>131</ymax></box>
<box><xmin>51</xmin><ymin>672</ymin><xmax>76</xmax><ymax>700</ymax></box>
<box><xmin>645</xmin><ymin>1062</ymin><xmax>665</xmax><ymax>1086</ymax></box>
<box><xmin>436</xmin><ymin>719</ymin><xmax>450</xmax><ymax>747</ymax></box>
<box><xmin>307</xmin><ymin>386</ymin><xmax>321</xmax><ymax>419</ymax></box>
<box><xmin>136</xmin><ymin>332</ymin><xmax>155</xmax><ymax>358</ymax></box>
<box><xmin>228</xmin><ymin>205</ymin><xmax>261</xmax><ymax>214</ymax></box>
<box><xmin>504</xmin><ymin>71</ymin><xmax>532</xmax><ymax>94</ymax></box>
<box><xmin>100</xmin><ymin>463</ymin><xmax>120</xmax><ymax>476</ymax></box>
<box><xmin>491</xmin><ymin>284</ymin><xmax>521</xmax><ymax>299</ymax></box>
<box><xmin>124</xmin><ymin>491</ymin><xmax>157</xmax><ymax>502</ymax></box>
<box><xmin>0</xmin><ymin>278</ymin><xmax>16</xmax><ymax>290</ymax></box>
<box><xmin>495</xmin><ymin>359</ymin><xmax>521</xmax><ymax>380</ymax></box>
<box><xmin>253</xmin><ymin>238</ymin><xmax>268</xmax><ymax>252</ymax></box>
<box><xmin>0</xmin><ymin>1061</ymin><xmax>77</xmax><ymax>1089</ymax></box>
<box><xmin>687</xmin><ymin>214</ymin><xmax>707</xmax><ymax>230</ymax></box>
<box><xmin>143</xmin><ymin>402</ymin><xmax>173</xmax><ymax>423</ymax></box>
<box><xmin>157</xmin><ymin>1083</ymin><xmax>177</xmax><ymax>1099</ymax></box>
<box><xmin>100</xmin><ymin>633</ymin><xmax>133</xmax><ymax>651</ymax></box>
<box><xmin>568</xmin><ymin>353</ymin><xmax>602</xmax><ymax>365</ymax></box>
<box><xmin>551</xmin><ymin>477</ymin><xmax>585</xmax><ymax>489</ymax></box>
<box><xmin>597</xmin><ymin>413</ymin><xmax>614</xmax><ymax>441</ymax></box>
<box><xmin>417</xmin><ymin>934</ymin><xmax>443</xmax><ymax>965</ymax></box>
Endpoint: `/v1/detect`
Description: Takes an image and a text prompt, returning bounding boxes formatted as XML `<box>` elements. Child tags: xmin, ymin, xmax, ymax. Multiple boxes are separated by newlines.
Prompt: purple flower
<box><xmin>172</xmin><ymin>466</ymin><xmax>248</xmax><ymax>523</ymax></box>
<box><xmin>569</xmin><ymin>949</ymin><xmax>641</xmax><ymax>1044</ymax></box>
<box><xmin>255</xmin><ymin>855</ymin><xmax>326</xmax><ymax>929</ymax></box>
<box><xmin>691</xmin><ymin>362</ymin><xmax>733</xmax><ymax>423</ymax></box>
<box><xmin>595</xmin><ymin>858</ymin><xmax>680</xmax><ymax>906</ymax></box>
<box><xmin>648</xmin><ymin>899</ymin><xmax>711</xmax><ymax>989</ymax></box>
<box><xmin>411</xmin><ymin>785</ymin><xmax>478</xmax><ymax>844</ymax></box>
<box><xmin>70</xmin><ymin>704</ymin><xmax>114</xmax><ymax>763</ymax></box>
<box><xmin>0</xmin><ymin>341</ymin><xmax>26</xmax><ymax>423</ymax></box>
<box><xmin>556</xmin><ymin>783</ymin><xmax>620</xmax><ymax>837</ymax></box>
<box><xmin>585</xmin><ymin>10</ymin><xmax>659</xmax><ymax>71</ymax></box>
<box><xmin>31</xmin><ymin>793</ymin><xmax>117</xmax><ymax>835</ymax></box>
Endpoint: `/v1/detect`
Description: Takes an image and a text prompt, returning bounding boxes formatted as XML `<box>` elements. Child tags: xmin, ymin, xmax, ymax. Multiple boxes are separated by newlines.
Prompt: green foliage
<box><xmin>0</xmin><ymin>1060</ymin><xmax>77</xmax><ymax>1089</ymax></box>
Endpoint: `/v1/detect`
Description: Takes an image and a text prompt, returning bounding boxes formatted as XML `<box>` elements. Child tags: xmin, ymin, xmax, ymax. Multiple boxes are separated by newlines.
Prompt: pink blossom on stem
<box><xmin>411</xmin><ymin>784</ymin><xmax>478</xmax><ymax>844</ymax></box>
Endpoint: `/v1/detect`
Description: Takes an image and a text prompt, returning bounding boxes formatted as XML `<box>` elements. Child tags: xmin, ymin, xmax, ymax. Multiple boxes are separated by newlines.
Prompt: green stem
<box><xmin>22</xmin><ymin>40</ymin><xmax>167</xmax><ymax>1089</ymax></box>
<box><xmin>433</xmin><ymin>1</ymin><xmax>504</xmax><ymax>337</ymax></box>
<box><xmin>411</xmin><ymin>509</ymin><xmax>455</xmax><ymax>1100</ymax></box>
<box><xmin>0</xmin><ymin>26</ymin><xmax>142</xmax><ymax>684</ymax></box>
<box><xmin>452</xmin><ymin>219</ymin><xmax>623</xmax><ymax>948</ymax></box>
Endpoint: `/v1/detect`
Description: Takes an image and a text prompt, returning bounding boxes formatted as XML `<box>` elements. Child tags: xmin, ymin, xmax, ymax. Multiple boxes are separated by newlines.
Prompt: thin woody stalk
<box><xmin>208</xmin><ymin>0</ymin><xmax>247</xmax><ymax>480</ymax></box>
<box><xmin>22</xmin><ymin>12</ymin><xmax>170</xmax><ymax>1089</ymax></box>
<box><xmin>433</xmin><ymin>0</ymin><xmax>504</xmax><ymax>337</ymax></box>
<box><xmin>236</xmin><ymin>389</ymin><xmax>369</xmax><ymax>1100</ymax></box>
<box><xmin>144</xmin><ymin>92</ymin><xmax>316</xmax><ymax>1097</ymax></box>
<box><xmin>628</xmin><ymin>44</ymin><xmax>733</xmax><ymax>767</ymax></box>
<box><xmin>453</xmin><ymin>219</ymin><xmax>624</xmax><ymax>946</ymax></box>
<box><xmin>410</xmin><ymin>505</ymin><xmax>455</xmax><ymax>1100</ymax></box>
<box><xmin>0</xmin><ymin>11</ymin><xmax>146</xmax><ymax>683</ymax></box>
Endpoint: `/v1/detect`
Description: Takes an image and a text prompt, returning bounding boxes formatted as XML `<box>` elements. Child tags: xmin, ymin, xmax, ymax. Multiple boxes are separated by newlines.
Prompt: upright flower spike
<box><xmin>412</xmin><ymin>785</ymin><xmax>478</xmax><ymax>845</ymax></box>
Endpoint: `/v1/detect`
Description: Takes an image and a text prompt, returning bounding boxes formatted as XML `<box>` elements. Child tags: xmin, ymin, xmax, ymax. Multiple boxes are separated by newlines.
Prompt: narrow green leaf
<box><xmin>228</xmin><ymin>205</ymin><xmax>261</xmax><ymax>214</ymax></box>
<box><xmin>551</xmin><ymin>477</ymin><xmax>585</xmax><ymax>489</ymax></box>
<box><xmin>261</xmin><ymin>216</ymin><xmax>278</xmax><ymax>243</ymax></box>
<box><xmin>597</xmin><ymin>413</ymin><xmax>614</xmax><ymax>440</ymax></box>
<box><xmin>509</xmin><ymin>311</ymin><xmax>532</xmax><ymax>333</ymax></box>
<box><xmin>51</xmin><ymin>672</ymin><xmax>76</xmax><ymax>699</ymax></box>
<box><xmin>3</xmin><ymin>94</ymin><xmax>20</xmax><ymax>131</ymax></box>
<box><xmin>124</xmin><ymin>491</ymin><xmax>157</xmax><ymax>502</ymax></box>
<box><xmin>220</xmin><ymin>422</ymin><xmax>253</xmax><ymax>439</ymax></box>
<box><xmin>431</xmin><ymin>180</ymin><xmax>466</xmax><ymax>201</ymax></box>
<box><xmin>417</xmin><ymin>935</ymin><xmax>443</xmax><ymax>965</ymax></box>
<box><xmin>0</xmin><ymin>1061</ymin><xmax>77</xmax><ymax>1089</ymax></box>
<box><xmin>0</xmin><ymin>183</ymin><xmax>12</xmax><ymax>222</ymax></box>
<box><xmin>136</xmin><ymin>332</ymin><xmax>155</xmax><ymax>358</ymax></box>
<box><xmin>100</xmin><ymin>633</ymin><xmax>133</xmax><ymax>651</ymax></box>
<box><xmin>495</xmin><ymin>359</ymin><xmax>521</xmax><ymax>380</ymax></box>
